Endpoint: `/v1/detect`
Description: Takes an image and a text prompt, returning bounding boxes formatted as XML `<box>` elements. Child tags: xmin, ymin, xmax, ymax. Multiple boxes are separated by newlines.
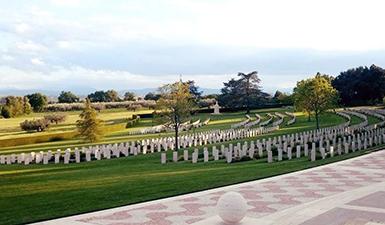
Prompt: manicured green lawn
<box><xmin>0</xmin><ymin>145</ymin><xmax>381</xmax><ymax>225</ymax></box>
<box><xmin>0</xmin><ymin>108</ymin><xmax>380</xmax><ymax>225</ymax></box>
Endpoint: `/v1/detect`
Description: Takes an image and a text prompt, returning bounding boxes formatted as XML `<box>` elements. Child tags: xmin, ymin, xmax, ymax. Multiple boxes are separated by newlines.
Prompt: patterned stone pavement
<box><xmin>36</xmin><ymin>150</ymin><xmax>385</xmax><ymax>225</ymax></box>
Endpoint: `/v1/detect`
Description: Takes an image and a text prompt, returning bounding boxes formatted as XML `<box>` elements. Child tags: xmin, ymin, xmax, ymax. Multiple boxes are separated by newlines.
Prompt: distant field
<box><xmin>0</xmin><ymin>108</ymin><xmax>154</xmax><ymax>139</ymax></box>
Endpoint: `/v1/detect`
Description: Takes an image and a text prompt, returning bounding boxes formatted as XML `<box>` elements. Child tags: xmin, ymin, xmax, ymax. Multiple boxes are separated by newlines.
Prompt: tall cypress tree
<box><xmin>76</xmin><ymin>99</ymin><xmax>104</xmax><ymax>142</ymax></box>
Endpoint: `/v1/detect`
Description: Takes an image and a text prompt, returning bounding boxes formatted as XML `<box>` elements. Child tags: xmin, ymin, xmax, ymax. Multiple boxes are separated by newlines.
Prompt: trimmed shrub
<box><xmin>20</xmin><ymin>119</ymin><xmax>51</xmax><ymax>132</ymax></box>
<box><xmin>44</xmin><ymin>113</ymin><xmax>67</xmax><ymax>124</ymax></box>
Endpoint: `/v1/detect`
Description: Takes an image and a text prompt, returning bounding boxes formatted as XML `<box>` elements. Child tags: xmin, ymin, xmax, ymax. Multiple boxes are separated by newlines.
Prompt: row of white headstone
<box><xmin>336</xmin><ymin>111</ymin><xmax>352</xmax><ymax>125</ymax></box>
<box><xmin>0</xmin><ymin>125</ymin><xmax>280</xmax><ymax>166</ymax></box>
<box><xmin>285</xmin><ymin>112</ymin><xmax>296</xmax><ymax>125</ymax></box>
<box><xmin>272</xmin><ymin>112</ymin><xmax>285</xmax><ymax>126</ymax></box>
<box><xmin>162</xmin><ymin>107</ymin><xmax>385</xmax><ymax>165</ymax></box>
<box><xmin>345</xmin><ymin>110</ymin><xmax>369</xmax><ymax>130</ymax></box>
<box><xmin>227</xmin><ymin>111</ymin><xmax>294</xmax><ymax>129</ymax></box>
<box><xmin>161</xmin><ymin>126</ymin><xmax>385</xmax><ymax>164</ymax></box>
<box><xmin>129</xmin><ymin>118</ymin><xmax>211</xmax><ymax>135</ymax></box>
<box><xmin>231</xmin><ymin>116</ymin><xmax>251</xmax><ymax>129</ymax></box>
<box><xmin>357</xmin><ymin>109</ymin><xmax>385</xmax><ymax>127</ymax></box>
<box><xmin>259</xmin><ymin>113</ymin><xmax>274</xmax><ymax>126</ymax></box>
<box><xmin>244</xmin><ymin>114</ymin><xmax>262</xmax><ymax>128</ymax></box>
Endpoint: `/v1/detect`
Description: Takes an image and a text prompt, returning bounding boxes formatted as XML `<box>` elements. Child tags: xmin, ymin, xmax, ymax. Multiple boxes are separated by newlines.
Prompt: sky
<box><xmin>1</xmin><ymin>0</ymin><xmax>385</xmax><ymax>95</ymax></box>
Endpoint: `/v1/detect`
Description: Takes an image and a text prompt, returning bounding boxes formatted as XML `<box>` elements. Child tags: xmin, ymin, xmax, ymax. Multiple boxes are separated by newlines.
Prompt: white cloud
<box><xmin>56</xmin><ymin>41</ymin><xmax>71</xmax><ymax>49</ymax></box>
<box><xmin>1</xmin><ymin>0</ymin><xmax>385</xmax><ymax>93</ymax></box>
<box><xmin>30</xmin><ymin>58</ymin><xmax>45</xmax><ymax>66</ymax></box>
<box><xmin>16</xmin><ymin>41</ymin><xmax>47</xmax><ymax>52</ymax></box>
<box><xmin>1</xmin><ymin>54</ymin><xmax>14</xmax><ymax>61</ymax></box>
<box><xmin>50</xmin><ymin>0</ymin><xmax>82</xmax><ymax>7</ymax></box>
<box><xmin>14</xmin><ymin>23</ymin><xmax>31</xmax><ymax>34</ymax></box>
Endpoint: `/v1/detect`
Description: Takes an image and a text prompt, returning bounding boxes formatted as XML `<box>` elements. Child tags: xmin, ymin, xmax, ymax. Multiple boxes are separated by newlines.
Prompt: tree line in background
<box><xmin>1</xmin><ymin>64</ymin><xmax>385</xmax><ymax>120</ymax></box>
<box><xmin>333</xmin><ymin>65</ymin><xmax>385</xmax><ymax>106</ymax></box>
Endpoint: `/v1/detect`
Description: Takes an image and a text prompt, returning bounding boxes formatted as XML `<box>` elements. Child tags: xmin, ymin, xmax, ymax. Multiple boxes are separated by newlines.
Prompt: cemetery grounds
<box><xmin>0</xmin><ymin>107</ymin><xmax>383</xmax><ymax>225</ymax></box>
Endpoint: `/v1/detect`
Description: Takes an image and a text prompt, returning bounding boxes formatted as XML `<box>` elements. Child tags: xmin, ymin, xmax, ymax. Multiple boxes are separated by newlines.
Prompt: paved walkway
<box><xmin>36</xmin><ymin>150</ymin><xmax>385</xmax><ymax>225</ymax></box>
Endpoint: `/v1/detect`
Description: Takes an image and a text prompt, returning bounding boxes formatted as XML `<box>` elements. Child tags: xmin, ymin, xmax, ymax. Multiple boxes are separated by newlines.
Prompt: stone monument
<box><xmin>212</xmin><ymin>101</ymin><xmax>221</xmax><ymax>115</ymax></box>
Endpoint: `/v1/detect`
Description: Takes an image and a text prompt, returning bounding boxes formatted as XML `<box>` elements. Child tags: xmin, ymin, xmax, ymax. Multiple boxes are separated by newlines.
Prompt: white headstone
<box><xmin>203</xmin><ymin>149</ymin><xmax>209</xmax><ymax>162</ymax></box>
<box><xmin>296</xmin><ymin>145</ymin><xmax>301</xmax><ymax>158</ymax></box>
<box><xmin>183</xmin><ymin>150</ymin><xmax>189</xmax><ymax>161</ymax></box>
<box><xmin>161</xmin><ymin>153</ymin><xmax>167</xmax><ymax>164</ymax></box>
<box><xmin>192</xmin><ymin>152</ymin><xmax>198</xmax><ymax>163</ymax></box>
<box><xmin>173</xmin><ymin>151</ymin><xmax>178</xmax><ymax>162</ymax></box>
<box><xmin>267</xmin><ymin>150</ymin><xmax>273</xmax><ymax>163</ymax></box>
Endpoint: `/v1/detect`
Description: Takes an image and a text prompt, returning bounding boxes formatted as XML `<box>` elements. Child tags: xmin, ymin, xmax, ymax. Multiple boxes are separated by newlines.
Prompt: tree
<box><xmin>23</xmin><ymin>97</ymin><xmax>32</xmax><ymax>115</ymax></box>
<box><xmin>25</xmin><ymin>93</ymin><xmax>48</xmax><ymax>112</ymax></box>
<box><xmin>58</xmin><ymin>91</ymin><xmax>79</xmax><ymax>103</ymax></box>
<box><xmin>88</xmin><ymin>90</ymin><xmax>120</xmax><ymax>102</ymax></box>
<box><xmin>1</xmin><ymin>96</ymin><xmax>31</xmax><ymax>118</ymax></box>
<box><xmin>238</xmin><ymin>71</ymin><xmax>261</xmax><ymax>114</ymax></box>
<box><xmin>1</xmin><ymin>106</ymin><xmax>11</xmax><ymax>118</ymax></box>
<box><xmin>106</xmin><ymin>90</ymin><xmax>120</xmax><ymax>102</ymax></box>
<box><xmin>88</xmin><ymin>91</ymin><xmax>108</xmax><ymax>102</ymax></box>
<box><xmin>144</xmin><ymin>92</ymin><xmax>161</xmax><ymax>101</ymax></box>
<box><xmin>273</xmin><ymin>90</ymin><xmax>284</xmax><ymax>100</ymax></box>
<box><xmin>44</xmin><ymin>113</ymin><xmax>67</xmax><ymax>124</ymax></box>
<box><xmin>124</xmin><ymin>91</ymin><xmax>136</xmax><ymax>101</ymax></box>
<box><xmin>156</xmin><ymin>81</ymin><xmax>195</xmax><ymax>151</ymax></box>
<box><xmin>76</xmin><ymin>98</ymin><xmax>104</xmax><ymax>142</ymax></box>
<box><xmin>332</xmin><ymin>65</ymin><xmax>385</xmax><ymax>106</ymax></box>
<box><xmin>273</xmin><ymin>91</ymin><xmax>294</xmax><ymax>105</ymax></box>
<box><xmin>218</xmin><ymin>72</ymin><xmax>268</xmax><ymax>110</ymax></box>
<box><xmin>293</xmin><ymin>73</ymin><xmax>339</xmax><ymax>129</ymax></box>
<box><xmin>185</xmin><ymin>80</ymin><xmax>202</xmax><ymax>102</ymax></box>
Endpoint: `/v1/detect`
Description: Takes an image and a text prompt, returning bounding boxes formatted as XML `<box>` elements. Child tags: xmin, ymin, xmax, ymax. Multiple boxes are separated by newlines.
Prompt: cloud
<box><xmin>15</xmin><ymin>40</ymin><xmax>47</xmax><ymax>52</ymax></box>
<box><xmin>14</xmin><ymin>23</ymin><xmax>31</xmax><ymax>34</ymax></box>
<box><xmin>0</xmin><ymin>63</ymin><xmax>314</xmax><ymax>94</ymax></box>
<box><xmin>1</xmin><ymin>54</ymin><xmax>14</xmax><ymax>61</ymax></box>
<box><xmin>1</xmin><ymin>0</ymin><xmax>385</xmax><ymax>94</ymax></box>
<box><xmin>0</xmin><ymin>65</ymin><xmax>233</xmax><ymax>91</ymax></box>
<box><xmin>30</xmin><ymin>58</ymin><xmax>45</xmax><ymax>66</ymax></box>
<box><xmin>50</xmin><ymin>0</ymin><xmax>81</xmax><ymax>7</ymax></box>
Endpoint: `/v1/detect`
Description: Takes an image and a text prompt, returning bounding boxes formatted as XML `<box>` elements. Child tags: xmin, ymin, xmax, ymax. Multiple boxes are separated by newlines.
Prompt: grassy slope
<box><xmin>0</xmin><ymin>110</ymin><xmax>375</xmax><ymax>225</ymax></box>
<box><xmin>0</xmin><ymin>108</ymin><xmax>382</xmax><ymax>224</ymax></box>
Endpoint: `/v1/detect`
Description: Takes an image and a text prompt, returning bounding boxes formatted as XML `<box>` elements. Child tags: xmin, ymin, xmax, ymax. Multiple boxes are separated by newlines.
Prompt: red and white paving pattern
<box><xmin>36</xmin><ymin>150</ymin><xmax>385</xmax><ymax>225</ymax></box>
